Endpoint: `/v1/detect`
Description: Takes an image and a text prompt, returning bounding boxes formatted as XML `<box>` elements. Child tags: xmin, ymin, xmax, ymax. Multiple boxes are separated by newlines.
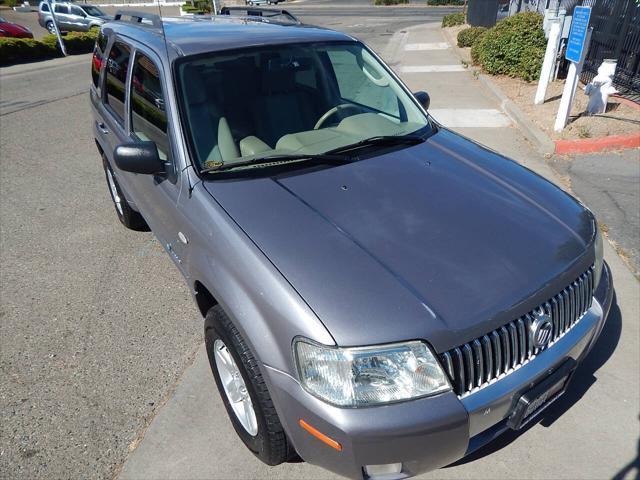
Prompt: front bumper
<box><xmin>264</xmin><ymin>262</ymin><xmax>613</xmax><ymax>479</ymax></box>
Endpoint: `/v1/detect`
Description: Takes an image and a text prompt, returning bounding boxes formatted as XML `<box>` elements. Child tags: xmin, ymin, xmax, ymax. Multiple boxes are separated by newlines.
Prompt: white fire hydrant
<box><xmin>584</xmin><ymin>59</ymin><xmax>618</xmax><ymax>115</ymax></box>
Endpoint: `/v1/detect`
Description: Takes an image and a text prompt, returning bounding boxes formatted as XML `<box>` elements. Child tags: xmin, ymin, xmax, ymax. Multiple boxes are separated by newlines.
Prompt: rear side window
<box><xmin>104</xmin><ymin>41</ymin><xmax>131</xmax><ymax>125</ymax></box>
<box><xmin>130</xmin><ymin>52</ymin><xmax>171</xmax><ymax>161</ymax></box>
<box><xmin>40</xmin><ymin>2</ymin><xmax>49</xmax><ymax>12</ymax></box>
<box><xmin>70</xmin><ymin>5</ymin><xmax>84</xmax><ymax>16</ymax></box>
<box><xmin>54</xmin><ymin>4</ymin><xmax>68</xmax><ymax>14</ymax></box>
<box><xmin>91</xmin><ymin>32</ymin><xmax>108</xmax><ymax>90</ymax></box>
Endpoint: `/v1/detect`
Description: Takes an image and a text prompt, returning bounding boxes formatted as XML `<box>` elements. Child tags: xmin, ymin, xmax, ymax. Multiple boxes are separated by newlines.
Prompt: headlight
<box><xmin>594</xmin><ymin>223</ymin><xmax>604</xmax><ymax>287</ymax></box>
<box><xmin>294</xmin><ymin>339</ymin><xmax>450</xmax><ymax>407</ymax></box>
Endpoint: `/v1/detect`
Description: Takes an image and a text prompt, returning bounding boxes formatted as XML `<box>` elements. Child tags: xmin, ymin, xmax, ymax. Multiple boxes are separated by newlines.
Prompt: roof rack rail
<box><xmin>114</xmin><ymin>10</ymin><xmax>163</xmax><ymax>29</ymax></box>
<box><xmin>218</xmin><ymin>6</ymin><xmax>300</xmax><ymax>24</ymax></box>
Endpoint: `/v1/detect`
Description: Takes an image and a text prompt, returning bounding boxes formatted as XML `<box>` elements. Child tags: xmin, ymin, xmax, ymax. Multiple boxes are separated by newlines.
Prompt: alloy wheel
<box><xmin>106</xmin><ymin>168</ymin><xmax>124</xmax><ymax>216</ymax></box>
<box><xmin>213</xmin><ymin>339</ymin><xmax>258</xmax><ymax>436</ymax></box>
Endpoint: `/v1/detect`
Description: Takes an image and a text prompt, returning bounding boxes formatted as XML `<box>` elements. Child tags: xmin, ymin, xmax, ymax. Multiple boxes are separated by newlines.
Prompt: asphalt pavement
<box><xmin>0</xmin><ymin>5</ymin><xmax>456</xmax><ymax>480</ymax></box>
<box><xmin>550</xmin><ymin>149</ymin><xmax>640</xmax><ymax>277</ymax></box>
<box><xmin>117</xmin><ymin>19</ymin><xmax>640</xmax><ymax>480</ymax></box>
<box><xmin>1</xmin><ymin>3</ymin><xmax>638</xmax><ymax>480</ymax></box>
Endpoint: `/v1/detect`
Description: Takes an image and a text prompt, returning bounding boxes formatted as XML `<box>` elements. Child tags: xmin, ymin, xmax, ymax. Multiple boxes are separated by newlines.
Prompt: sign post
<box><xmin>46</xmin><ymin>0</ymin><xmax>66</xmax><ymax>56</ymax></box>
<box><xmin>554</xmin><ymin>6</ymin><xmax>592</xmax><ymax>132</ymax></box>
<box><xmin>534</xmin><ymin>19</ymin><xmax>562</xmax><ymax>105</ymax></box>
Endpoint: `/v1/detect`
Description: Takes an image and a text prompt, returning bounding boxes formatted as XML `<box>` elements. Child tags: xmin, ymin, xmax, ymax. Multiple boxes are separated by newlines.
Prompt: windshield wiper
<box><xmin>327</xmin><ymin>135</ymin><xmax>425</xmax><ymax>155</ymax></box>
<box><xmin>199</xmin><ymin>153</ymin><xmax>353</xmax><ymax>174</ymax></box>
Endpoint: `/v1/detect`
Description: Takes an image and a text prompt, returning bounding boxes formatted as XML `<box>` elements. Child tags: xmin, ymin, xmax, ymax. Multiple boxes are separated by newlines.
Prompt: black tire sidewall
<box><xmin>204</xmin><ymin>308</ymin><xmax>274</xmax><ymax>463</ymax></box>
<box><xmin>101</xmin><ymin>155</ymin><xmax>149</xmax><ymax>231</ymax></box>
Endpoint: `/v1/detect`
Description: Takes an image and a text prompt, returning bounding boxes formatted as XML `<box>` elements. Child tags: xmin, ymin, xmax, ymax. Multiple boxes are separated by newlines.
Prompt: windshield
<box><xmin>80</xmin><ymin>5</ymin><xmax>105</xmax><ymax>16</ymax></box>
<box><xmin>176</xmin><ymin>41</ymin><xmax>431</xmax><ymax>172</ymax></box>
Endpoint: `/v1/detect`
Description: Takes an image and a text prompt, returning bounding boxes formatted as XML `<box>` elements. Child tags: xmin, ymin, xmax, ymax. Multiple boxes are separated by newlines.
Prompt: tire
<box><xmin>46</xmin><ymin>21</ymin><xmax>55</xmax><ymax>34</ymax></box>
<box><xmin>102</xmin><ymin>155</ymin><xmax>149</xmax><ymax>231</ymax></box>
<box><xmin>205</xmin><ymin>305</ymin><xmax>296</xmax><ymax>466</ymax></box>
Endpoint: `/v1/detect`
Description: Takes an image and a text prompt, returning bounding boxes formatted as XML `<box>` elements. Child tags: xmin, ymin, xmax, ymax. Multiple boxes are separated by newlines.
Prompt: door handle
<box><xmin>96</xmin><ymin>121</ymin><xmax>109</xmax><ymax>134</ymax></box>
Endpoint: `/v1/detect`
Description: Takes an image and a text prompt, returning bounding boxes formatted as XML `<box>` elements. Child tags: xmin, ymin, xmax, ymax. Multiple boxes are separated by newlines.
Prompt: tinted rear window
<box><xmin>91</xmin><ymin>31</ymin><xmax>108</xmax><ymax>90</ymax></box>
<box><xmin>54</xmin><ymin>4</ymin><xmax>68</xmax><ymax>14</ymax></box>
<box><xmin>104</xmin><ymin>41</ymin><xmax>131</xmax><ymax>124</ymax></box>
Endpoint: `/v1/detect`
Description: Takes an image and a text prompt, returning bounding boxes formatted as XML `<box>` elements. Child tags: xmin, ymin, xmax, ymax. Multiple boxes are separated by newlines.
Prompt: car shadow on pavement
<box><xmin>447</xmin><ymin>291</ymin><xmax>623</xmax><ymax>467</ymax></box>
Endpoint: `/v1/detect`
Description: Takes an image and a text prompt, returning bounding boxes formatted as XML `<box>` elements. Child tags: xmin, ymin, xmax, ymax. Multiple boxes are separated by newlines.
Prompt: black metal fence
<box><xmin>580</xmin><ymin>0</ymin><xmax>640</xmax><ymax>100</ymax></box>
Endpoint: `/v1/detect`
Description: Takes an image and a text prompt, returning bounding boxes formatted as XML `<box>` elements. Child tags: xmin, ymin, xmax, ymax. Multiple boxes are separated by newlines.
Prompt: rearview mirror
<box><xmin>414</xmin><ymin>91</ymin><xmax>430</xmax><ymax>110</ymax></box>
<box><xmin>113</xmin><ymin>141</ymin><xmax>164</xmax><ymax>175</ymax></box>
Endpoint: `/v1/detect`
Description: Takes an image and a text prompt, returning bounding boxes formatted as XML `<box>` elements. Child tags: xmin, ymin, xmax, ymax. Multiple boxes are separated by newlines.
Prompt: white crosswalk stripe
<box><xmin>404</xmin><ymin>42</ymin><xmax>450</xmax><ymax>51</ymax></box>
<box><xmin>428</xmin><ymin>109</ymin><xmax>512</xmax><ymax>128</ymax></box>
<box><xmin>401</xmin><ymin>64</ymin><xmax>467</xmax><ymax>73</ymax></box>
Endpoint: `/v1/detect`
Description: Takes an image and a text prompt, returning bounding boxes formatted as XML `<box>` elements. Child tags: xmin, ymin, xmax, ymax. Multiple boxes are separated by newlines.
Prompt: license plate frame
<box><xmin>507</xmin><ymin>358</ymin><xmax>576</xmax><ymax>430</ymax></box>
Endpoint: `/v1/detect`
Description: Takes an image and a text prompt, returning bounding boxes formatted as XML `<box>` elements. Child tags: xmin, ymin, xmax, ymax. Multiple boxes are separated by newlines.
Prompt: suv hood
<box><xmin>204</xmin><ymin>129</ymin><xmax>594</xmax><ymax>351</ymax></box>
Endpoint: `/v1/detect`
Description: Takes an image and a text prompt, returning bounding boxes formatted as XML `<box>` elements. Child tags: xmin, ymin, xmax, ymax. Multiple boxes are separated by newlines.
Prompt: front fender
<box><xmin>184</xmin><ymin>182</ymin><xmax>335</xmax><ymax>375</ymax></box>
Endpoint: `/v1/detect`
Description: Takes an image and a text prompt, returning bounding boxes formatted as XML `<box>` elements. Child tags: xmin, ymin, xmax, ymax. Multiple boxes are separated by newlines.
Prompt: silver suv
<box><xmin>90</xmin><ymin>8</ymin><xmax>613</xmax><ymax>480</ymax></box>
<box><xmin>38</xmin><ymin>1</ymin><xmax>111</xmax><ymax>34</ymax></box>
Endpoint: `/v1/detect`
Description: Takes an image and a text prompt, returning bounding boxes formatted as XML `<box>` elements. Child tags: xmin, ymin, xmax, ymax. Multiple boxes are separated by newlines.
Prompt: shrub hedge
<box><xmin>0</xmin><ymin>29</ymin><xmax>98</xmax><ymax>66</ymax></box>
<box><xmin>428</xmin><ymin>0</ymin><xmax>464</xmax><ymax>5</ymax></box>
<box><xmin>470</xmin><ymin>12</ymin><xmax>545</xmax><ymax>81</ymax></box>
<box><xmin>457</xmin><ymin>26</ymin><xmax>487</xmax><ymax>47</ymax></box>
<box><xmin>441</xmin><ymin>12</ymin><xmax>464</xmax><ymax>27</ymax></box>
<box><xmin>374</xmin><ymin>0</ymin><xmax>409</xmax><ymax>5</ymax></box>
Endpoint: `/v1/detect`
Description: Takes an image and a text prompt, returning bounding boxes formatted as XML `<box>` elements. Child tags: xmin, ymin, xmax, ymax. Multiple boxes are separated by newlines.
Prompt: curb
<box><xmin>440</xmin><ymin>26</ymin><xmax>640</xmax><ymax>157</ymax></box>
<box><xmin>440</xmin><ymin>27</ymin><xmax>556</xmax><ymax>156</ymax></box>
<box><xmin>555</xmin><ymin>133</ymin><xmax>640</xmax><ymax>155</ymax></box>
<box><xmin>477</xmin><ymin>74</ymin><xmax>556</xmax><ymax>155</ymax></box>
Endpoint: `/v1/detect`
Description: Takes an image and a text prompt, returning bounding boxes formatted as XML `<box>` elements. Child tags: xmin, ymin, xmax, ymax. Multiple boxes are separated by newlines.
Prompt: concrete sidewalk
<box><xmin>118</xmin><ymin>21</ymin><xmax>640</xmax><ymax>480</ymax></box>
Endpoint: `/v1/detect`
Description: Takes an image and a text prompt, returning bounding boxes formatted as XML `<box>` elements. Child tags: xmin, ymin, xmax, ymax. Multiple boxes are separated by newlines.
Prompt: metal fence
<box><xmin>580</xmin><ymin>0</ymin><xmax>640</xmax><ymax>100</ymax></box>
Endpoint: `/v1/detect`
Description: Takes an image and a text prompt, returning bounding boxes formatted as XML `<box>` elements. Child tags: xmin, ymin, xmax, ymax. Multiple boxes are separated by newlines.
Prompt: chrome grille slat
<box><xmin>441</xmin><ymin>265</ymin><xmax>595</xmax><ymax>396</ymax></box>
<box><xmin>453</xmin><ymin>347</ymin><xmax>465</xmax><ymax>394</ymax></box>
<box><xmin>500</xmin><ymin>326</ymin><xmax>511</xmax><ymax>372</ymax></box>
<box><xmin>472</xmin><ymin>339</ymin><xmax>483</xmax><ymax>388</ymax></box>
<box><xmin>463</xmin><ymin>344</ymin><xmax>474</xmax><ymax>391</ymax></box>
<box><xmin>491</xmin><ymin>331</ymin><xmax>502</xmax><ymax>376</ymax></box>
<box><xmin>551</xmin><ymin>297</ymin><xmax>559</xmax><ymax>339</ymax></box>
<box><xmin>516</xmin><ymin>319</ymin><xmax>526</xmax><ymax>364</ymax></box>
<box><xmin>558</xmin><ymin>291</ymin><xmax>566</xmax><ymax>333</ymax></box>
<box><xmin>508</xmin><ymin>323</ymin><xmax>518</xmax><ymax>369</ymax></box>
<box><xmin>442</xmin><ymin>351</ymin><xmax>454</xmax><ymax>380</ymax></box>
<box><xmin>482</xmin><ymin>335</ymin><xmax>493</xmax><ymax>382</ymax></box>
<box><xmin>568</xmin><ymin>284</ymin><xmax>576</xmax><ymax>328</ymax></box>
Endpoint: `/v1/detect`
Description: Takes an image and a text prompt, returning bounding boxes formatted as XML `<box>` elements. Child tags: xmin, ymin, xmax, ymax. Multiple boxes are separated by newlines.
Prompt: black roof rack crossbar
<box><xmin>114</xmin><ymin>10</ymin><xmax>163</xmax><ymax>29</ymax></box>
<box><xmin>219</xmin><ymin>6</ymin><xmax>300</xmax><ymax>24</ymax></box>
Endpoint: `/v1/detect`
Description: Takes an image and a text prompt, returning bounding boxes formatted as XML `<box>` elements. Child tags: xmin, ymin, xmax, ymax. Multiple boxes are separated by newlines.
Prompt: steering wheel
<box><xmin>314</xmin><ymin>104</ymin><xmax>362</xmax><ymax>130</ymax></box>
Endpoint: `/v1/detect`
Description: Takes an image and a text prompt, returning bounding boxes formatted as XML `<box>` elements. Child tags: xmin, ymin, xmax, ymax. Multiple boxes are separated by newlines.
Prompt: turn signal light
<box><xmin>298</xmin><ymin>419</ymin><xmax>342</xmax><ymax>451</ymax></box>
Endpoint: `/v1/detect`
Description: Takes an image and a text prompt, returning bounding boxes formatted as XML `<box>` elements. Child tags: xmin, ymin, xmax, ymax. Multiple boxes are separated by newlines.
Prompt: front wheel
<box><xmin>46</xmin><ymin>21</ymin><xmax>55</xmax><ymax>34</ymax></box>
<box><xmin>204</xmin><ymin>306</ymin><xmax>297</xmax><ymax>466</ymax></box>
<box><xmin>102</xmin><ymin>155</ymin><xmax>149</xmax><ymax>231</ymax></box>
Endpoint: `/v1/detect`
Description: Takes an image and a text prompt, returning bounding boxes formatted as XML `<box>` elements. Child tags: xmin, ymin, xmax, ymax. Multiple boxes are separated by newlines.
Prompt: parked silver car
<box><xmin>90</xmin><ymin>9</ymin><xmax>613</xmax><ymax>480</ymax></box>
<box><xmin>38</xmin><ymin>1</ymin><xmax>111</xmax><ymax>34</ymax></box>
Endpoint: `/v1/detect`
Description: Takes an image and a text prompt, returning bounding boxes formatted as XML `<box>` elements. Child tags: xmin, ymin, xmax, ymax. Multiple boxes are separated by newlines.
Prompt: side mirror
<box><xmin>113</xmin><ymin>141</ymin><xmax>164</xmax><ymax>175</ymax></box>
<box><xmin>414</xmin><ymin>91</ymin><xmax>430</xmax><ymax>110</ymax></box>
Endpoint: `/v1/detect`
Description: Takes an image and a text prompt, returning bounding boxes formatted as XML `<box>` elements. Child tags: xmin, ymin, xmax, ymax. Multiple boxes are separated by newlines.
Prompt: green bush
<box><xmin>0</xmin><ymin>29</ymin><xmax>97</xmax><ymax>66</ymax></box>
<box><xmin>374</xmin><ymin>0</ymin><xmax>409</xmax><ymax>4</ymax></box>
<box><xmin>428</xmin><ymin>0</ymin><xmax>464</xmax><ymax>5</ymax></box>
<box><xmin>470</xmin><ymin>12</ymin><xmax>545</xmax><ymax>81</ymax></box>
<box><xmin>457</xmin><ymin>26</ymin><xmax>487</xmax><ymax>47</ymax></box>
<box><xmin>0</xmin><ymin>38</ymin><xmax>57</xmax><ymax>65</ymax></box>
<box><xmin>441</xmin><ymin>12</ymin><xmax>464</xmax><ymax>27</ymax></box>
<box><xmin>182</xmin><ymin>0</ymin><xmax>212</xmax><ymax>14</ymax></box>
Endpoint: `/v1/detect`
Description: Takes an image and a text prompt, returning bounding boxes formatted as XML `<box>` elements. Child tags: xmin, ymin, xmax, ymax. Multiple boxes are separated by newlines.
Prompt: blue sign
<box><xmin>565</xmin><ymin>6</ymin><xmax>591</xmax><ymax>63</ymax></box>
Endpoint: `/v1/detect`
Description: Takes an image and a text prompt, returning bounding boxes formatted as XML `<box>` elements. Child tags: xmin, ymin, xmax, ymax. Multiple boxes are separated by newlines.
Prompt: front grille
<box><xmin>440</xmin><ymin>266</ymin><xmax>595</xmax><ymax>397</ymax></box>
